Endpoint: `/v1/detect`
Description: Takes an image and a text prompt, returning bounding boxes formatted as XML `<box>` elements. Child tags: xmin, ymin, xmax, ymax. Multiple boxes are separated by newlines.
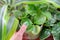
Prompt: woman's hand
<box><xmin>10</xmin><ymin>22</ymin><xmax>28</xmax><ymax>40</ymax></box>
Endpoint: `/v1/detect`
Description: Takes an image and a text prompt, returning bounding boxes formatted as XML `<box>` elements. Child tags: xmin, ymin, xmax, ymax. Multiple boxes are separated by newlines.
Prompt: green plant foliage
<box><xmin>40</xmin><ymin>29</ymin><xmax>51</xmax><ymax>40</ymax></box>
<box><xmin>0</xmin><ymin>0</ymin><xmax>60</xmax><ymax>40</ymax></box>
<box><xmin>0</xmin><ymin>7</ymin><xmax>2</xmax><ymax>40</ymax></box>
<box><xmin>51</xmin><ymin>22</ymin><xmax>60</xmax><ymax>40</ymax></box>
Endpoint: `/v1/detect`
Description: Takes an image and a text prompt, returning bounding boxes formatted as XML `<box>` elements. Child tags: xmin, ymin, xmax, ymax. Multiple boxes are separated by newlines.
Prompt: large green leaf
<box><xmin>5</xmin><ymin>15</ymin><xmax>19</xmax><ymax>40</ymax></box>
<box><xmin>2</xmin><ymin>5</ymin><xmax>19</xmax><ymax>40</ymax></box>
<box><xmin>2</xmin><ymin>5</ymin><xmax>8</xmax><ymax>40</ymax></box>
<box><xmin>40</xmin><ymin>29</ymin><xmax>51</xmax><ymax>40</ymax></box>
<box><xmin>51</xmin><ymin>22</ymin><xmax>60</xmax><ymax>40</ymax></box>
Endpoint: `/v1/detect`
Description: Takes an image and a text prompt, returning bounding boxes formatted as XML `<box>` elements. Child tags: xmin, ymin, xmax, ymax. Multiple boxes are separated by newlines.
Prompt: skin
<box><xmin>10</xmin><ymin>23</ymin><xmax>27</xmax><ymax>40</ymax></box>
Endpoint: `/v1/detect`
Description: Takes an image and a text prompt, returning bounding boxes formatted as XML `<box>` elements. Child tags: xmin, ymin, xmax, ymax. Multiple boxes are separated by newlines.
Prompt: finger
<box><xmin>17</xmin><ymin>22</ymin><xmax>28</xmax><ymax>35</ymax></box>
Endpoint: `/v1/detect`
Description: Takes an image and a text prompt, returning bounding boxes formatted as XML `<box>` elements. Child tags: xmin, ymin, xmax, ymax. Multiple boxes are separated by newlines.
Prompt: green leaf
<box><xmin>51</xmin><ymin>22</ymin><xmax>60</xmax><ymax>40</ymax></box>
<box><xmin>21</xmin><ymin>18</ymin><xmax>33</xmax><ymax>31</ymax></box>
<box><xmin>50</xmin><ymin>0</ymin><xmax>60</xmax><ymax>5</ymax></box>
<box><xmin>26</xmin><ymin>25</ymin><xmax>42</xmax><ymax>39</ymax></box>
<box><xmin>40</xmin><ymin>29</ymin><xmax>51</xmax><ymax>40</ymax></box>
<box><xmin>55</xmin><ymin>12</ymin><xmax>60</xmax><ymax>20</ymax></box>
<box><xmin>34</xmin><ymin>15</ymin><xmax>46</xmax><ymax>25</ymax></box>
<box><xmin>48</xmin><ymin>0</ymin><xmax>60</xmax><ymax>8</ymax></box>
<box><xmin>6</xmin><ymin>15</ymin><xmax>19</xmax><ymax>40</ymax></box>
<box><xmin>53</xmin><ymin>33</ymin><xmax>60</xmax><ymax>40</ymax></box>
<box><xmin>25</xmin><ymin>4</ymin><xmax>37</xmax><ymax>16</ymax></box>
<box><xmin>2</xmin><ymin>5</ymin><xmax>8</xmax><ymax>40</ymax></box>
<box><xmin>0</xmin><ymin>7</ymin><xmax>2</xmax><ymax>40</ymax></box>
<box><xmin>51</xmin><ymin>22</ymin><xmax>60</xmax><ymax>34</ymax></box>
<box><xmin>45</xmin><ymin>17</ymin><xmax>56</xmax><ymax>26</ymax></box>
<box><xmin>2</xmin><ymin>5</ymin><xmax>19</xmax><ymax>40</ymax></box>
<box><xmin>12</xmin><ymin>10</ymin><xmax>22</xmax><ymax>18</ymax></box>
<box><xmin>42</xmin><ymin>11</ymin><xmax>52</xmax><ymax>20</ymax></box>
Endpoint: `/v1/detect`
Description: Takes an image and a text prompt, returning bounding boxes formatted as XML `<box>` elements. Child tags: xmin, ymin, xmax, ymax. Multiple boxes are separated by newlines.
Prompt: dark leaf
<box><xmin>51</xmin><ymin>22</ymin><xmax>60</xmax><ymax>40</ymax></box>
<box><xmin>40</xmin><ymin>29</ymin><xmax>51</xmax><ymax>40</ymax></box>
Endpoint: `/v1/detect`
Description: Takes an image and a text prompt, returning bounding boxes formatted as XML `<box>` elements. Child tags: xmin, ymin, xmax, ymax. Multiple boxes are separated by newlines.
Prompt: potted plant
<box><xmin>0</xmin><ymin>0</ymin><xmax>60</xmax><ymax>40</ymax></box>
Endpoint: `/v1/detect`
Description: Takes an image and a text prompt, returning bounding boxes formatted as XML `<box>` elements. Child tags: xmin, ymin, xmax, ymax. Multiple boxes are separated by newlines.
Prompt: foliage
<box><xmin>0</xmin><ymin>0</ymin><xmax>60</xmax><ymax>40</ymax></box>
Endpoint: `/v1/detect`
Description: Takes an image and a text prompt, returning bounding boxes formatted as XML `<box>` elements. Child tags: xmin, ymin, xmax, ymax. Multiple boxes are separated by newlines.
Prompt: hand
<box><xmin>10</xmin><ymin>23</ymin><xmax>27</xmax><ymax>40</ymax></box>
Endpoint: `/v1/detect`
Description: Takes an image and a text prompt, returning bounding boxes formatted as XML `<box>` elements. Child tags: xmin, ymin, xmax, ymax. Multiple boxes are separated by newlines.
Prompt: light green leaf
<box><xmin>21</xmin><ymin>18</ymin><xmax>33</xmax><ymax>31</ymax></box>
<box><xmin>42</xmin><ymin>11</ymin><xmax>52</xmax><ymax>20</ymax></box>
<box><xmin>26</xmin><ymin>25</ymin><xmax>42</xmax><ymax>39</ymax></box>
<box><xmin>6</xmin><ymin>15</ymin><xmax>19</xmax><ymax>40</ymax></box>
<box><xmin>2</xmin><ymin>5</ymin><xmax>8</xmax><ymax>40</ymax></box>
<box><xmin>34</xmin><ymin>15</ymin><xmax>46</xmax><ymax>25</ymax></box>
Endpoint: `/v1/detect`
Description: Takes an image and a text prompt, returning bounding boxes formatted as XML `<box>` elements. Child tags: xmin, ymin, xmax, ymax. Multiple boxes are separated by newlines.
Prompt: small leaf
<box><xmin>40</xmin><ymin>29</ymin><xmax>51</xmax><ymax>40</ymax></box>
